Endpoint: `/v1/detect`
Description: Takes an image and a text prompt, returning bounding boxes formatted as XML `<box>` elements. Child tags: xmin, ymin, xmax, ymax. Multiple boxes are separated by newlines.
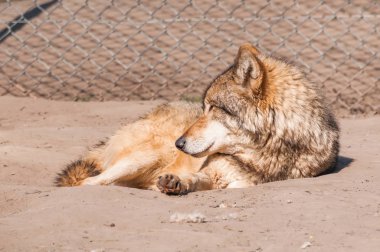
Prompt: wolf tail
<box><xmin>55</xmin><ymin>159</ymin><xmax>102</xmax><ymax>187</ymax></box>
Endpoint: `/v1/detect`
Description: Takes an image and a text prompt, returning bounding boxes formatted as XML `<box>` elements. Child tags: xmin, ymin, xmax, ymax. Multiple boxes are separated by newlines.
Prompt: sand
<box><xmin>0</xmin><ymin>96</ymin><xmax>379</xmax><ymax>251</ymax></box>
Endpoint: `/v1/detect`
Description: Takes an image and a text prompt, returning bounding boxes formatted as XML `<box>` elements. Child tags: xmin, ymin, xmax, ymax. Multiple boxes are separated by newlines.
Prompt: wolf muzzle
<box><xmin>175</xmin><ymin>136</ymin><xmax>186</xmax><ymax>150</ymax></box>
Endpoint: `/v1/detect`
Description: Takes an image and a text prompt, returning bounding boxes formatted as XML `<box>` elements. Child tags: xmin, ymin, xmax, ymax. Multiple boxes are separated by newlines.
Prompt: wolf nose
<box><xmin>175</xmin><ymin>136</ymin><xmax>186</xmax><ymax>150</ymax></box>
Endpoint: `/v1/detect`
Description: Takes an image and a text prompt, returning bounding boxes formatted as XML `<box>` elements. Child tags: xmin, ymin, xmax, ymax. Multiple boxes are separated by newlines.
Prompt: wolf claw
<box><xmin>157</xmin><ymin>174</ymin><xmax>187</xmax><ymax>195</ymax></box>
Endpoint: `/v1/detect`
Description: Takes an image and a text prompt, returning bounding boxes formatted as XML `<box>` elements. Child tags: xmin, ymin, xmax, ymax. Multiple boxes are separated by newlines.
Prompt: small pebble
<box><xmin>219</xmin><ymin>203</ymin><xmax>227</xmax><ymax>208</ymax></box>
<box><xmin>300</xmin><ymin>241</ymin><xmax>312</xmax><ymax>249</ymax></box>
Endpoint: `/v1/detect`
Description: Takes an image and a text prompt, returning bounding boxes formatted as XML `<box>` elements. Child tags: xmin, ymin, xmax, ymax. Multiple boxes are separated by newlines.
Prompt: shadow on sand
<box><xmin>319</xmin><ymin>156</ymin><xmax>354</xmax><ymax>176</ymax></box>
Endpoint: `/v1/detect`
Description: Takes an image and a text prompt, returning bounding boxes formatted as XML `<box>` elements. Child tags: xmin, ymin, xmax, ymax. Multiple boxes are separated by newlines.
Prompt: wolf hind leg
<box><xmin>82</xmin><ymin>150</ymin><xmax>160</xmax><ymax>186</ymax></box>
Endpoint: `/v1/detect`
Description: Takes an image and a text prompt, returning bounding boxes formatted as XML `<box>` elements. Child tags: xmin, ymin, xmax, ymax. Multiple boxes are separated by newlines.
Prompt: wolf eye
<box><xmin>218</xmin><ymin>106</ymin><xmax>234</xmax><ymax>116</ymax></box>
<box><xmin>210</xmin><ymin>105</ymin><xmax>222</xmax><ymax>112</ymax></box>
<box><xmin>203</xmin><ymin>103</ymin><xmax>213</xmax><ymax>113</ymax></box>
<box><xmin>219</xmin><ymin>106</ymin><xmax>228</xmax><ymax>113</ymax></box>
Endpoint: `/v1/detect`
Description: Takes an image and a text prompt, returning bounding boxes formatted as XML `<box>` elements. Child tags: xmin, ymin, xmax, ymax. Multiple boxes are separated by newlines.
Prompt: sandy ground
<box><xmin>0</xmin><ymin>96</ymin><xmax>379</xmax><ymax>251</ymax></box>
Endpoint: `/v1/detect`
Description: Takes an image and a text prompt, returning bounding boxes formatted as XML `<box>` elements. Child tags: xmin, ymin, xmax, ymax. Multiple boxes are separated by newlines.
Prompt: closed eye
<box><xmin>219</xmin><ymin>106</ymin><xmax>234</xmax><ymax>116</ymax></box>
<box><xmin>205</xmin><ymin>102</ymin><xmax>234</xmax><ymax>117</ymax></box>
<box><xmin>211</xmin><ymin>105</ymin><xmax>234</xmax><ymax>117</ymax></box>
<box><xmin>203</xmin><ymin>103</ymin><xmax>213</xmax><ymax>114</ymax></box>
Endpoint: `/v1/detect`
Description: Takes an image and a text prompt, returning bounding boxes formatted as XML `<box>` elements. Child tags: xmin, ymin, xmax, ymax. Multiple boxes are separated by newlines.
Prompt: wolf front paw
<box><xmin>157</xmin><ymin>174</ymin><xmax>187</xmax><ymax>195</ymax></box>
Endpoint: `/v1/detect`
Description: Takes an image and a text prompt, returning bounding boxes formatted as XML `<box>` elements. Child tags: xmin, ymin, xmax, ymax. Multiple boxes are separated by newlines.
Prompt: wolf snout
<box><xmin>175</xmin><ymin>136</ymin><xmax>186</xmax><ymax>150</ymax></box>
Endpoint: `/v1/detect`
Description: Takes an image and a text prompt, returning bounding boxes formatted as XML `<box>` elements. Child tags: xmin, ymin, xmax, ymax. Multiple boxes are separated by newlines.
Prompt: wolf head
<box><xmin>176</xmin><ymin>43</ymin><xmax>269</xmax><ymax>157</ymax></box>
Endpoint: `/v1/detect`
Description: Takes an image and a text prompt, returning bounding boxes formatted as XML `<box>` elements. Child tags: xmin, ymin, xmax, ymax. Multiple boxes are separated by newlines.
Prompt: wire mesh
<box><xmin>0</xmin><ymin>0</ymin><xmax>379</xmax><ymax>116</ymax></box>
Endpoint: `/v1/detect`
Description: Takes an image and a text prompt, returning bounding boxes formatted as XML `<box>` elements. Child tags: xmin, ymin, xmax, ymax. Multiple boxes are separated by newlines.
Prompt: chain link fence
<box><xmin>0</xmin><ymin>0</ymin><xmax>379</xmax><ymax>116</ymax></box>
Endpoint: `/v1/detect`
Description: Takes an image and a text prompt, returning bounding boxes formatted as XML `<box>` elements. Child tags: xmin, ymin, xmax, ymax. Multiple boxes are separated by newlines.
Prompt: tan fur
<box><xmin>56</xmin><ymin>43</ymin><xmax>339</xmax><ymax>195</ymax></box>
<box><xmin>55</xmin><ymin>102</ymin><xmax>205</xmax><ymax>189</ymax></box>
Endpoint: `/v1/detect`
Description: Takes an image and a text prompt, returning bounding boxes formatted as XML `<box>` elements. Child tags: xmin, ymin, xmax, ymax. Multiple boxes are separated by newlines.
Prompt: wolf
<box><xmin>55</xmin><ymin>43</ymin><xmax>340</xmax><ymax>195</ymax></box>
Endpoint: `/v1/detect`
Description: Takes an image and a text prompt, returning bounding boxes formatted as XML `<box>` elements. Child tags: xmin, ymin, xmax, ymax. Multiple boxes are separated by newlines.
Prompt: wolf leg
<box><xmin>82</xmin><ymin>150</ymin><xmax>159</xmax><ymax>185</ymax></box>
<box><xmin>157</xmin><ymin>154</ymin><xmax>256</xmax><ymax>194</ymax></box>
<box><xmin>156</xmin><ymin>172</ymin><xmax>213</xmax><ymax>194</ymax></box>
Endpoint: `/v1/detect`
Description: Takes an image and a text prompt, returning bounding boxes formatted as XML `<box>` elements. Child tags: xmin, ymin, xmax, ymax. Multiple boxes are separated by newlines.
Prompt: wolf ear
<box><xmin>233</xmin><ymin>44</ymin><xmax>263</xmax><ymax>91</ymax></box>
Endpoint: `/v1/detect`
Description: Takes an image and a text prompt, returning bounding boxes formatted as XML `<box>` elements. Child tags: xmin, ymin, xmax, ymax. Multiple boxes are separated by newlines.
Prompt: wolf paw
<box><xmin>157</xmin><ymin>174</ymin><xmax>187</xmax><ymax>195</ymax></box>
